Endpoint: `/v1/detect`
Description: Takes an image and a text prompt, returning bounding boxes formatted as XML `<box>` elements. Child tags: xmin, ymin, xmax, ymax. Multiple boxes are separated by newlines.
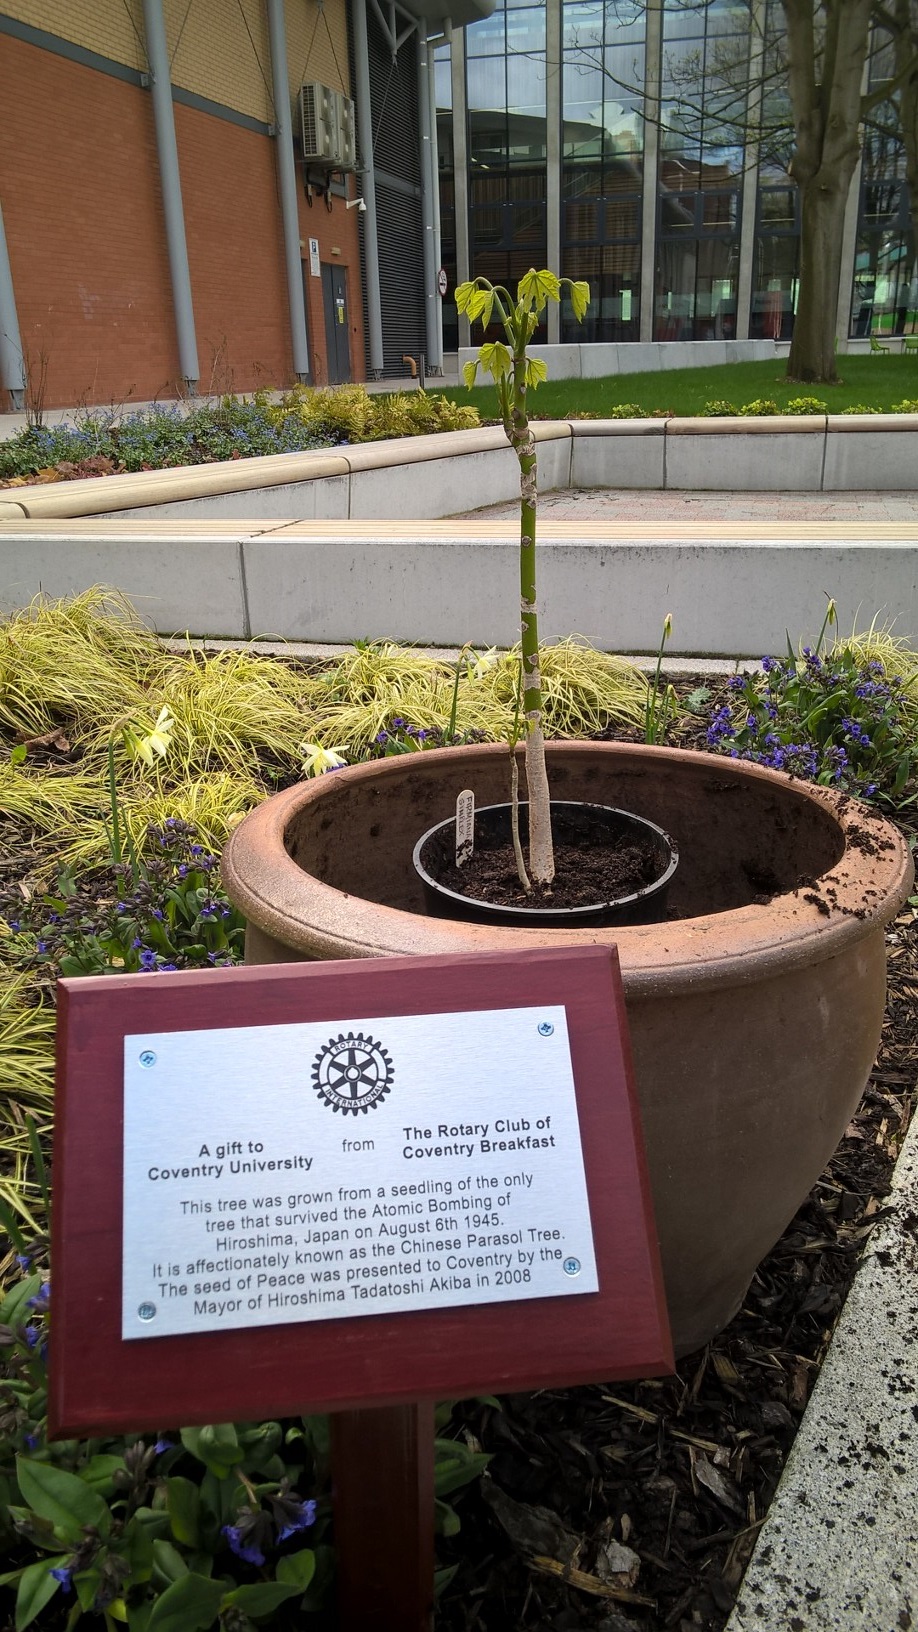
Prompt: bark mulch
<box><xmin>436</xmin><ymin>706</ymin><xmax>917</xmax><ymax>1632</ymax></box>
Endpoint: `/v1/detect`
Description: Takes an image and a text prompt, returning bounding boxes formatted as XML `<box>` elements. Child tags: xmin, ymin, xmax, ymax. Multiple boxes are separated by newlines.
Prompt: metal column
<box><xmin>142</xmin><ymin>0</ymin><xmax>199</xmax><ymax>387</ymax></box>
<box><xmin>353</xmin><ymin>0</ymin><xmax>385</xmax><ymax>375</ymax></box>
<box><xmin>736</xmin><ymin>0</ymin><xmax>765</xmax><ymax>341</ymax></box>
<box><xmin>418</xmin><ymin>30</ymin><xmax>442</xmax><ymax>371</ymax></box>
<box><xmin>639</xmin><ymin>0</ymin><xmax>662</xmax><ymax>343</ymax></box>
<box><xmin>0</xmin><ymin>200</ymin><xmax>25</xmax><ymax>409</ymax></box>
<box><xmin>450</xmin><ymin>29</ymin><xmax>470</xmax><ymax>348</ymax></box>
<box><xmin>266</xmin><ymin>0</ymin><xmax>310</xmax><ymax>380</ymax></box>
<box><xmin>545</xmin><ymin>0</ymin><xmax>562</xmax><ymax>343</ymax></box>
<box><xmin>426</xmin><ymin>33</ymin><xmax>445</xmax><ymax>368</ymax></box>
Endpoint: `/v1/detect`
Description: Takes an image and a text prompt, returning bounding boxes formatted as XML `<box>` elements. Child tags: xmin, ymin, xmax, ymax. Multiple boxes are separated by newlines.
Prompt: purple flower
<box><xmin>222</xmin><ymin>1525</ymin><xmax>266</xmax><ymax>1566</ymax></box>
<box><xmin>15</xmin><ymin>1254</ymin><xmax>31</xmax><ymax>1271</ymax></box>
<box><xmin>139</xmin><ymin>949</ymin><xmax>157</xmax><ymax>971</ymax></box>
<box><xmin>50</xmin><ymin>1567</ymin><xmax>72</xmax><ymax>1593</ymax></box>
<box><xmin>277</xmin><ymin>1499</ymin><xmax>317</xmax><ymax>1541</ymax></box>
<box><xmin>154</xmin><ymin>1437</ymin><xmax>175</xmax><ymax>1455</ymax></box>
<box><xmin>24</xmin><ymin>1325</ymin><xmax>41</xmax><ymax>1348</ymax></box>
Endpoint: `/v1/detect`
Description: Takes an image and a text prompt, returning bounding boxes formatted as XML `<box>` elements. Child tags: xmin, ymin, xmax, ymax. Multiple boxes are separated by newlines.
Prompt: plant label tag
<box><xmin>455</xmin><ymin>789</ymin><xmax>474</xmax><ymax>866</ymax></box>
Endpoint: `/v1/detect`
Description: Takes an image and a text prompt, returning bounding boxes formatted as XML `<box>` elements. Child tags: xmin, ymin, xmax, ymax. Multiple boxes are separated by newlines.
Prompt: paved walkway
<box><xmin>454</xmin><ymin>487</ymin><xmax>918</xmax><ymax>523</ymax></box>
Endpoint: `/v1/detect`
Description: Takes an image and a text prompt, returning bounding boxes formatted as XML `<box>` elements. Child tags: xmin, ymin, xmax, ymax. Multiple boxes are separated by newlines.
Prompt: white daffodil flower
<box><xmin>467</xmin><ymin>646</ymin><xmax>499</xmax><ymax>681</ymax></box>
<box><xmin>301</xmin><ymin>742</ymin><xmax>349</xmax><ymax>777</ymax></box>
<box><xmin>124</xmin><ymin>705</ymin><xmax>174</xmax><ymax>767</ymax></box>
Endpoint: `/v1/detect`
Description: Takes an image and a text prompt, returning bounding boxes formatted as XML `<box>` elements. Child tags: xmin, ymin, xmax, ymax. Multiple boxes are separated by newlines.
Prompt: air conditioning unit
<box><xmin>298</xmin><ymin>83</ymin><xmax>357</xmax><ymax>171</ymax></box>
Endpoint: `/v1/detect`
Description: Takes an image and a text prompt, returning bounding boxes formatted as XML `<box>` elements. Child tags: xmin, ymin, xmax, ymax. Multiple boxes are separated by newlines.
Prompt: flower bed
<box><xmin>0</xmin><ymin>590</ymin><xmax>916</xmax><ymax>1629</ymax></box>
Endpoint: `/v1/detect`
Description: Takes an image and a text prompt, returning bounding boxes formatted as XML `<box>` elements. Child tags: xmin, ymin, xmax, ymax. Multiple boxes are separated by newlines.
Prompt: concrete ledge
<box><xmin>466</xmin><ymin>338</ymin><xmax>780</xmax><ymax>380</ymax></box>
<box><xmin>726</xmin><ymin>1110</ymin><xmax>918</xmax><ymax>1631</ymax></box>
<box><xmin>4</xmin><ymin>418</ymin><xmax>918</xmax><ymax>521</ymax></box>
<box><xmin>3</xmin><ymin>519</ymin><xmax>917</xmax><ymax>653</ymax></box>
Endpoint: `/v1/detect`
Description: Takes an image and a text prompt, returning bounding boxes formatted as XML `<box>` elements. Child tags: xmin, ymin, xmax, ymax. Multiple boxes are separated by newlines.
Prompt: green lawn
<box><xmin>438</xmin><ymin>355</ymin><xmax>918</xmax><ymax>420</ymax></box>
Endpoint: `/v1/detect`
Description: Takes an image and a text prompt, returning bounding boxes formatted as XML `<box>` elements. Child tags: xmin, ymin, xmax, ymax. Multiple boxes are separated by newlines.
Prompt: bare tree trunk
<box><xmin>789</xmin><ymin>174</ymin><xmax>852</xmax><ymax>378</ymax></box>
<box><xmin>783</xmin><ymin>0</ymin><xmax>873</xmax><ymax>382</ymax></box>
<box><xmin>893</xmin><ymin>0</ymin><xmax>918</xmax><ymax>278</ymax></box>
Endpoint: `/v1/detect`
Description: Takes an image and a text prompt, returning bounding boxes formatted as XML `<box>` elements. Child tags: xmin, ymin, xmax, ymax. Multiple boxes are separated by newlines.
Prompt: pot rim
<box><xmin>222</xmin><ymin>742</ymin><xmax>914</xmax><ymax>997</ymax></box>
<box><xmin>413</xmin><ymin>800</ymin><xmax>679</xmax><ymax>923</ymax></box>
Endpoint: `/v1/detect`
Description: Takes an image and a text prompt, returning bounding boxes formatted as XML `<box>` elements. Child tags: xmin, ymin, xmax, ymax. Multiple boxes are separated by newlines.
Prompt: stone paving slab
<box><xmin>726</xmin><ymin>1108</ymin><xmax>918</xmax><ymax>1632</ymax></box>
<box><xmin>454</xmin><ymin>488</ymin><xmax>918</xmax><ymax>523</ymax></box>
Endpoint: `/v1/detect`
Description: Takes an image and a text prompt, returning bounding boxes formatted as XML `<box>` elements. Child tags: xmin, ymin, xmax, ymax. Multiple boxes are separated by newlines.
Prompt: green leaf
<box><xmin>466</xmin><ymin>287</ymin><xmax>494</xmax><ymax>328</ymax></box>
<box><xmin>275</xmin><ymin>1549</ymin><xmax>317</xmax><ymax>1591</ymax></box>
<box><xmin>525</xmin><ymin>357</ymin><xmax>548</xmax><ymax>390</ymax></box>
<box><xmin>180</xmin><ymin>1425</ymin><xmax>242</xmax><ymax>1478</ymax></box>
<box><xmin>151</xmin><ymin>1539</ymin><xmax>189</xmax><ymax>1587</ymax></box>
<box><xmin>434</xmin><ymin>1440</ymin><xmax>491</xmax><ymax>1498</ymax></box>
<box><xmin>569</xmin><ymin>278</ymin><xmax>591</xmax><ymax>321</ymax></box>
<box><xmin>165</xmin><ymin>1477</ymin><xmax>201</xmax><ymax>1548</ymax></box>
<box><xmin>74</xmin><ymin>1566</ymin><xmax>102</xmax><ymax>1611</ymax></box>
<box><xmin>518</xmin><ymin>268</ymin><xmax>560</xmax><ymax>311</ymax></box>
<box><xmin>14</xmin><ymin>1557</ymin><xmax>68</xmax><ymax>1631</ymax></box>
<box><xmin>435</xmin><ymin>1564</ymin><xmax>458</xmax><ymax>1597</ymax></box>
<box><xmin>461</xmin><ymin>360</ymin><xmax>478</xmax><ymax>389</ymax></box>
<box><xmin>146</xmin><ymin>1573</ymin><xmax>224</xmax><ymax>1632</ymax></box>
<box><xmin>221</xmin><ymin>1581</ymin><xmax>303</xmax><ymax>1615</ymax></box>
<box><xmin>435</xmin><ymin>1498</ymin><xmax>461</xmax><ymax>1536</ymax></box>
<box><xmin>0</xmin><ymin>1274</ymin><xmax>43</xmax><ymax>1328</ymax></box>
<box><xmin>479</xmin><ymin>341</ymin><xmax>512</xmax><ymax>379</ymax></box>
<box><xmin>10</xmin><ymin>743</ymin><xmax>27</xmax><ymax>766</ymax></box>
<box><xmin>16</xmin><ymin>1456</ymin><xmax>110</xmax><ymax>1544</ymax></box>
<box><xmin>128</xmin><ymin>1603</ymin><xmax>153</xmax><ymax>1632</ymax></box>
<box><xmin>81</xmin><ymin>1454</ymin><xmax>127</xmax><ymax>1496</ymax></box>
<box><xmin>454</xmin><ymin>280</ymin><xmax>474</xmax><ymax>315</ymax></box>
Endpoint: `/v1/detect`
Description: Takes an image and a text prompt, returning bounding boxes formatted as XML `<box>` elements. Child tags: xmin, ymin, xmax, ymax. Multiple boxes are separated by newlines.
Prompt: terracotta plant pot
<box><xmin>222</xmin><ymin>743</ymin><xmax>913</xmax><ymax>1355</ymax></box>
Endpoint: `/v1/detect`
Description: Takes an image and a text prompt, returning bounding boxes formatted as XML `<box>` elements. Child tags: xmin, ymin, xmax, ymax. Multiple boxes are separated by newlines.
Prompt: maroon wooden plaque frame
<box><xmin>51</xmin><ymin>945</ymin><xmax>672</xmax><ymax>1439</ymax></box>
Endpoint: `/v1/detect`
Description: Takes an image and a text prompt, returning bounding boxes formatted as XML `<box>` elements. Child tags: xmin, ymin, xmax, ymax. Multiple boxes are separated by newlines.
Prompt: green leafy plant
<box><xmin>0</xmin><ymin>1265</ymin><xmax>326</xmax><ymax>1631</ymax></box>
<box><xmin>457</xmin><ymin>268</ymin><xmax>590</xmax><ymax>889</ymax></box>
<box><xmin>738</xmin><ymin>398</ymin><xmax>780</xmax><ymax>416</ymax></box>
<box><xmin>785</xmin><ymin>396</ymin><xmax>828</xmax><ymax>414</ymax></box>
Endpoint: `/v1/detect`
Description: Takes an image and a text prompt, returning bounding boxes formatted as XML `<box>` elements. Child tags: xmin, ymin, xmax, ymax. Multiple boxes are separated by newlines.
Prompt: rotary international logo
<box><xmin>311</xmin><ymin>1032</ymin><xmax>393</xmax><ymax>1115</ymax></box>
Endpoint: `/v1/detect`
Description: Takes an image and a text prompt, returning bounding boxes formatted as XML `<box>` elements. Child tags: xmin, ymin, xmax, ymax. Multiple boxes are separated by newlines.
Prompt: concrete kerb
<box><xmin>725</xmin><ymin>1104</ymin><xmax>918</xmax><ymax>1631</ymax></box>
<box><xmin>3</xmin><ymin>417</ymin><xmax>918</xmax><ymax>651</ymax></box>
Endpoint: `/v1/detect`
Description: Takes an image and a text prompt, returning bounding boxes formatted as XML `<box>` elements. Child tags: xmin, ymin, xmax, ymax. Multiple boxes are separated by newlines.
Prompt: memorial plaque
<box><xmin>51</xmin><ymin>946</ymin><xmax>672</xmax><ymax>1437</ymax></box>
<box><xmin>122</xmin><ymin>1004</ymin><xmax>597</xmax><ymax>1340</ymax></box>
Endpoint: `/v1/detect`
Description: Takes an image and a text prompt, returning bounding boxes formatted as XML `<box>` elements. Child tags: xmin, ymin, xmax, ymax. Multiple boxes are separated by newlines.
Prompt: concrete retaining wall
<box><xmin>1</xmin><ymin>417</ymin><xmax>917</xmax><ymax>527</ymax></box>
<box><xmin>460</xmin><ymin>338</ymin><xmax>783</xmax><ymax>380</ymax></box>
<box><xmin>2</xmin><ymin>518</ymin><xmax>916</xmax><ymax>654</ymax></box>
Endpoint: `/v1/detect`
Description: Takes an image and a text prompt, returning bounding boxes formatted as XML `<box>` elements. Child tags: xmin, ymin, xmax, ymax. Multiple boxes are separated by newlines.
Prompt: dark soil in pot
<box><xmin>414</xmin><ymin>801</ymin><xmax>678</xmax><ymax>927</ymax></box>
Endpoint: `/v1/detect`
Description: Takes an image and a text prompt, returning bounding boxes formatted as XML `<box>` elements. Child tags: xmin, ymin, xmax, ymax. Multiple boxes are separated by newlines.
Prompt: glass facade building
<box><xmin>435</xmin><ymin>0</ymin><xmax>914</xmax><ymax>351</ymax></box>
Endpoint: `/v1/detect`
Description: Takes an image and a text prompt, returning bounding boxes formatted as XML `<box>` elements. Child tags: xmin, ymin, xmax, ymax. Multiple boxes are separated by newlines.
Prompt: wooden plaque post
<box><xmin>51</xmin><ymin>946</ymin><xmax>672</xmax><ymax>1631</ymax></box>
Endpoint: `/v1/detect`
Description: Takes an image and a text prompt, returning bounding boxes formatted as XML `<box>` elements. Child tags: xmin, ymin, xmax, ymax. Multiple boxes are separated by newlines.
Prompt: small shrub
<box><xmin>605</xmin><ymin>402</ymin><xmax>646</xmax><ymax>419</ymax></box>
<box><xmin>267</xmin><ymin>384</ymin><xmax>480</xmax><ymax>444</ymax></box>
<box><xmin>699</xmin><ymin>400</ymin><xmax>737</xmax><ymax>417</ymax></box>
<box><xmin>738</xmin><ymin>398</ymin><xmax>780</xmax><ymax>416</ymax></box>
<box><xmin>840</xmin><ymin>403</ymin><xmax>883</xmax><ymax>414</ymax></box>
<box><xmin>785</xmin><ymin>396</ymin><xmax>828</xmax><ymax>415</ymax></box>
<box><xmin>890</xmin><ymin>398</ymin><xmax>918</xmax><ymax>413</ymax></box>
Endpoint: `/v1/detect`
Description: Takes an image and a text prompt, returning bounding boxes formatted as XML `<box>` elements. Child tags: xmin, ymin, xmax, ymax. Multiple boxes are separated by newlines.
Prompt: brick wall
<box><xmin>8</xmin><ymin>0</ymin><xmax>352</xmax><ymax>120</ymax></box>
<box><xmin>1</xmin><ymin>30</ymin><xmax>364</xmax><ymax>406</ymax></box>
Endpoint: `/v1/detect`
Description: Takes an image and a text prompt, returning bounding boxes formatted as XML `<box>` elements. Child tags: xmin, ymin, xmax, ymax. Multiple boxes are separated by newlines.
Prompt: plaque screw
<box><xmin>563</xmin><ymin>1257</ymin><xmax>581</xmax><ymax>1276</ymax></box>
<box><xmin>137</xmin><ymin>1303</ymin><xmax>157</xmax><ymax>1321</ymax></box>
<box><xmin>139</xmin><ymin>1050</ymin><xmax>157</xmax><ymax>1069</ymax></box>
<box><xmin>537</xmin><ymin>1021</ymin><xmax>554</xmax><ymax>1036</ymax></box>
